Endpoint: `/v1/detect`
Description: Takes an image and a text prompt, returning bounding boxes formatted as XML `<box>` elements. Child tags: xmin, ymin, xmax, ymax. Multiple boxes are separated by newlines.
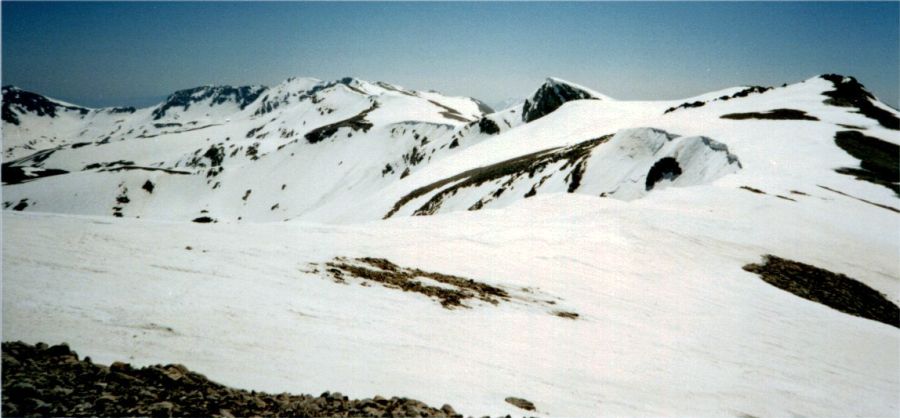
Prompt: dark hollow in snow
<box><xmin>644</xmin><ymin>157</ymin><xmax>682</xmax><ymax>191</ymax></box>
<box><xmin>192</xmin><ymin>216</ymin><xmax>215</xmax><ymax>223</ymax></box>
<box><xmin>820</xmin><ymin>74</ymin><xmax>899</xmax><ymax>130</ymax></box>
<box><xmin>142</xmin><ymin>180</ymin><xmax>155</xmax><ymax>194</ymax></box>
<box><xmin>304</xmin><ymin>102</ymin><xmax>378</xmax><ymax>144</ymax></box>
<box><xmin>832</xmin><ymin>130</ymin><xmax>899</xmax><ymax>196</ymax></box>
<box><xmin>720</xmin><ymin>109</ymin><xmax>819</xmax><ymax>121</ymax></box>
<box><xmin>319</xmin><ymin>257</ymin><xmax>508</xmax><ymax>309</ymax></box>
<box><xmin>1</xmin><ymin>341</ymin><xmax>461</xmax><ymax>418</ymax></box>
<box><xmin>743</xmin><ymin>255</ymin><xmax>899</xmax><ymax>328</ymax></box>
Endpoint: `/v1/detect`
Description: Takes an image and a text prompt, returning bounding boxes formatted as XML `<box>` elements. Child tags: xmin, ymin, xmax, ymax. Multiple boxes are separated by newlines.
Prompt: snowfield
<box><xmin>3</xmin><ymin>74</ymin><xmax>899</xmax><ymax>416</ymax></box>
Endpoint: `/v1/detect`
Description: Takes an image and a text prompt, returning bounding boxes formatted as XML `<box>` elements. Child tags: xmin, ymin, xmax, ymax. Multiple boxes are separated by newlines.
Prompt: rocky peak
<box><xmin>152</xmin><ymin>85</ymin><xmax>267</xmax><ymax>120</ymax></box>
<box><xmin>521</xmin><ymin>77</ymin><xmax>600</xmax><ymax>123</ymax></box>
<box><xmin>2</xmin><ymin>86</ymin><xmax>89</xmax><ymax>126</ymax></box>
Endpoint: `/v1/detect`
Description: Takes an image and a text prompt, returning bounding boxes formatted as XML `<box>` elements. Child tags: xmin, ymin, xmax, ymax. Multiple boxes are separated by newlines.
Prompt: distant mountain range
<box><xmin>2</xmin><ymin>74</ymin><xmax>897</xmax><ymax>223</ymax></box>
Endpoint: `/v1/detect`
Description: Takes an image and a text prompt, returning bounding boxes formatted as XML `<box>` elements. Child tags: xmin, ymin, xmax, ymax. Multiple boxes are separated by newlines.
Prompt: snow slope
<box><xmin>4</xmin><ymin>189</ymin><xmax>897</xmax><ymax>417</ymax></box>
<box><xmin>3</xmin><ymin>74</ymin><xmax>899</xmax><ymax>416</ymax></box>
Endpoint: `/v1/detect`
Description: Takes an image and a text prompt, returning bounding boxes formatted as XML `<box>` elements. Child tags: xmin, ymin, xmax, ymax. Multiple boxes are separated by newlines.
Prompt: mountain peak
<box><xmin>521</xmin><ymin>77</ymin><xmax>603</xmax><ymax>123</ymax></box>
<box><xmin>2</xmin><ymin>86</ymin><xmax>89</xmax><ymax>126</ymax></box>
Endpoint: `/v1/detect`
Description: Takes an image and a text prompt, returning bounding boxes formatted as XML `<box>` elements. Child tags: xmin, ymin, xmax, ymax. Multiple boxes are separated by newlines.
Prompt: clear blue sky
<box><xmin>3</xmin><ymin>1</ymin><xmax>898</xmax><ymax>108</ymax></box>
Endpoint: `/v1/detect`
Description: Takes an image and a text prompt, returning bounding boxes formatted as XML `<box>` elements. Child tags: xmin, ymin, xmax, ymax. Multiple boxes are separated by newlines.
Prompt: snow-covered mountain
<box><xmin>3</xmin><ymin>74</ymin><xmax>899</xmax><ymax>417</ymax></box>
<box><xmin>3</xmin><ymin>74</ymin><xmax>897</xmax><ymax>224</ymax></box>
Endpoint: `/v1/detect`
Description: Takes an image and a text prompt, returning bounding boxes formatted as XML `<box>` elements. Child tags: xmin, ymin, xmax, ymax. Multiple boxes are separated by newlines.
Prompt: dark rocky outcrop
<box><xmin>522</xmin><ymin>78</ymin><xmax>598</xmax><ymax>123</ymax></box>
<box><xmin>3</xmin><ymin>86</ymin><xmax>89</xmax><ymax>126</ymax></box>
<box><xmin>108</xmin><ymin>106</ymin><xmax>136</xmax><ymax>114</ymax></box>
<box><xmin>152</xmin><ymin>85</ymin><xmax>266</xmax><ymax>120</ymax></box>
<box><xmin>477</xmin><ymin>117</ymin><xmax>500</xmax><ymax>135</ymax></box>
<box><xmin>744</xmin><ymin>255</ymin><xmax>899</xmax><ymax>328</ymax></box>
<box><xmin>504</xmin><ymin>397</ymin><xmax>536</xmax><ymax>411</ymax></box>
<box><xmin>2</xmin><ymin>341</ymin><xmax>461</xmax><ymax>417</ymax></box>
<box><xmin>305</xmin><ymin>102</ymin><xmax>378</xmax><ymax>144</ymax></box>
<box><xmin>820</xmin><ymin>74</ymin><xmax>899</xmax><ymax>130</ymax></box>
<box><xmin>721</xmin><ymin>109</ymin><xmax>819</xmax><ymax>121</ymax></box>
<box><xmin>664</xmin><ymin>101</ymin><xmax>704</xmax><ymax>114</ymax></box>
<box><xmin>833</xmin><ymin>130</ymin><xmax>899</xmax><ymax>196</ymax></box>
<box><xmin>664</xmin><ymin>86</ymin><xmax>772</xmax><ymax>114</ymax></box>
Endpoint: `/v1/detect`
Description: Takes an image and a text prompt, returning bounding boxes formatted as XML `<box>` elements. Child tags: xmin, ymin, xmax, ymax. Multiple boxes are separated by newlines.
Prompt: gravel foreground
<box><xmin>1</xmin><ymin>341</ymin><xmax>467</xmax><ymax>417</ymax></box>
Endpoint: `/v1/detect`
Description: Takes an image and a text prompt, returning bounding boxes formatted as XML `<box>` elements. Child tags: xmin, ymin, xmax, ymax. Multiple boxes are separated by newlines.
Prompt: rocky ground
<box><xmin>1</xmin><ymin>341</ymin><xmax>466</xmax><ymax>417</ymax></box>
<box><xmin>743</xmin><ymin>254</ymin><xmax>899</xmax><ymax>328</ymax></box>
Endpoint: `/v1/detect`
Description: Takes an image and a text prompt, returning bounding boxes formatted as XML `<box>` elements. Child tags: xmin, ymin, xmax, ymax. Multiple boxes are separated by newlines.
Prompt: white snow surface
<box><xmin>3</xmin><ymin>74</ymin><xmax>899</xmax><ymax>417</ymax></box>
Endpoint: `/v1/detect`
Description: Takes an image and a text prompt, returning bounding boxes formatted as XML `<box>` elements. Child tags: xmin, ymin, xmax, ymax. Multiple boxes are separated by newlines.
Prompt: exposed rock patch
<box><xmin>305</xmin><ymin>102</ymin><xmax>378</xmax><ymax>144</ymax></box>
<box><xmin>743</xmin><ymin>255</ymin><xmax>899</xmax><ymax>328</ymax></box>
<box><xmin>832</xmin><ymin>130</ymin><xmax>899</xmax><ymax>196</ymax></box>
<box><xmin>152</xmin><ymin>85</ymin><xmax>266</xmax><ymax>120</ymax></box>
<box><xmin>317</xmin><ymin>257</ymin><xmax>509</xmax><ymax>309</ymax></box>
<box><xmin>504</xmin><ymin>397</ymin><xmax>536</xmax><ymax>411</ymax></box>
<box><xmin>2</xmin><ymin>341</ymin><xmax>461</xmax><ymax>417</ymax></box>
<box><xmin>740</xmin><ymin>186</ymin><xmax>766</xmax><ymax>195</ymax></box>
<box><xmin>477</xmin><ymin>117</ymin><xmax>500</xmax><ymax>135</ymax></box>
<box><xmin>2</xmin><ymin>86</ymin><xmax>89</xmax><ymax>126</ymax></box>
<box><xmin>721</xmin><ymin>109</ymin><xmax>819</xmax><ymax>121</ymax></box>
<box><xmin>522</xmin><ymin>78</ymin><xmax>598</xmax><ymax>123</ymax></box>
<box><xmin>820</xmin><ymin>74</ymin><xmax>899</xmax><ymax>130</ymax></box>
<box><xmin>664</xmin><ymin>86</ymin><xmax>771</xmax><ymax>114</ymax></box>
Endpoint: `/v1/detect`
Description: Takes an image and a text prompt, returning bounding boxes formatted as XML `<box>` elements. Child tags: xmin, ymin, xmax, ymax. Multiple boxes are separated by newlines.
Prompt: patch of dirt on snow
<box><xmin>2</xmin><ymin>341</ymin><xmax>461</xmax><ymax>418</ymax></box>
<box><xmin>308</xmin><ymin>257</ymin><xmax>578</xmax><ymax>317</ymax></box>
<box><xmin>743</xmin><ymin>255</ymin><xmax>899</xmax><ymax>328</ymax></box>
<box><xmin>318</xmin><ymin>257</ymin><xmax>509</xmax><ymax>309</ymax></box>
